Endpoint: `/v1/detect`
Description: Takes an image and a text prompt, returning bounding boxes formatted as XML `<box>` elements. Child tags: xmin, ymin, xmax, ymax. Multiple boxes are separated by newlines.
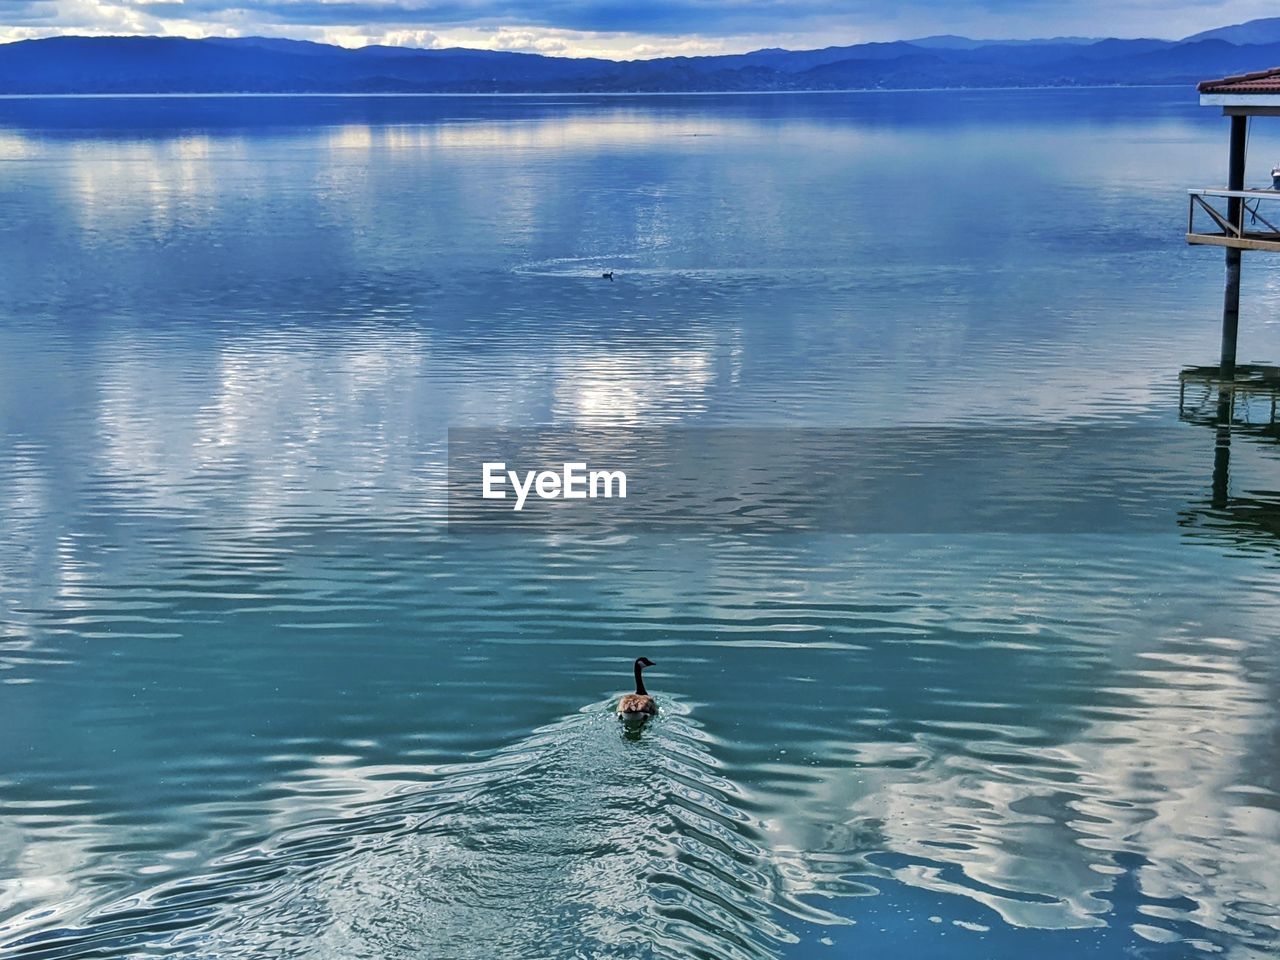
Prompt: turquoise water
<box><xmin>0</xmin><ymin>90</ymin><xmax>1278</xmax><ymax>958</ymax></box>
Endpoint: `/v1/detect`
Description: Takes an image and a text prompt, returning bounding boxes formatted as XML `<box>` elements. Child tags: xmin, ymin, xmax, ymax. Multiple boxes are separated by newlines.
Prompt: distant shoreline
<box><xmin>1</xmin><ymin>31</ymin><xmax>1267</xmax><ymax>97</ymax></box>
<box><xmin>0</xmin><ymin>84</ymin><xmax>1191</xmax><ymax>100</ymax></box>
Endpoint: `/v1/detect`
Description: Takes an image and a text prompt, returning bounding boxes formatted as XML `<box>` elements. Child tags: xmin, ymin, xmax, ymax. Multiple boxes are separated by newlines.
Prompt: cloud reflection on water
<box><xmin>1</xmin><ymin>91</ymin><xmax>1279</xmax><ymax>958</ymax></box>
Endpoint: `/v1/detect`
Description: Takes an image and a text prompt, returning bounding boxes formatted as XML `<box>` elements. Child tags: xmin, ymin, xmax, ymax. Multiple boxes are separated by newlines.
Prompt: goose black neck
<box><xmin>634</xmin><ymin>661</ymin><xmax>648</xmax><ymax>696</ymax></box>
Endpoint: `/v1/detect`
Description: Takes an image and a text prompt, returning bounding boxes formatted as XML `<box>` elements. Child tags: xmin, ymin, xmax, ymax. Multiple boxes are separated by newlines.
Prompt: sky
<box><xmin>0</xmin><ymin>0</ymin><xmax>1274</xmax><ymax>58</ymax></box>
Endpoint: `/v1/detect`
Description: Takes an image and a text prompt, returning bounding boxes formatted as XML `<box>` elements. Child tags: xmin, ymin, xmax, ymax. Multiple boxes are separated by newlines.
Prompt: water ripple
<box><xmin>1</xmin><ymin>702</ymin><xmax>848</xmax><ymax>959</ymax></box>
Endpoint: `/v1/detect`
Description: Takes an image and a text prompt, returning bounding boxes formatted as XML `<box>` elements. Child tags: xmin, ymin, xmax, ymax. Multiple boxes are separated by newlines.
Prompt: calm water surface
<box><xmin>0</xmin><ymin>90</ymin><xmax>1278</xmax><ymax>958</ymax></box>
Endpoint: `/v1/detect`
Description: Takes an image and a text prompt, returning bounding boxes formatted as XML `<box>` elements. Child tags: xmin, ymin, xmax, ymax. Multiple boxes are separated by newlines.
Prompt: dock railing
<box><xmin>1187</xmin><ymin>188</ymin><xmax>1280</xmax><ymax>251</ymax></box>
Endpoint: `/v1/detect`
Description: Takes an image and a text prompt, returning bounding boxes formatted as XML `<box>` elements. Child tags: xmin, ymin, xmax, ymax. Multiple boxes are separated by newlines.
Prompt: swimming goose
<box><xmin>617</xmin><ymin>657</ymin><xmax>657</xmax><ymax>718</ymax></box>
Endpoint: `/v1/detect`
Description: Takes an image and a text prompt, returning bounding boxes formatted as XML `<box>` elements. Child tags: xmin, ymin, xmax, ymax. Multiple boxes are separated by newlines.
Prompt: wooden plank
<box><xmin>1186</xmin><ymin>232</ymin><xmax>1280</xmax><ymax>252</ymax></box>
<box><xmin>1224</xmin><ymin>105</ymin><xmax>1280</xmax><ymax>117</ymax></box>
<box><xmin>1189</xmin><ymin>188</ymin><xmax>1280</xmax><ymax>199</ymax></box>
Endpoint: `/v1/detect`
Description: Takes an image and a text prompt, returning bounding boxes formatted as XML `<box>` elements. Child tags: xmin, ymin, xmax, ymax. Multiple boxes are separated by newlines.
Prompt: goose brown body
<box><xmin>617</xmin><ymin>692</ymin><xmax>657</xmax><ymax>716</ymax></box>
<box><xmin>617</xmin><ymin>657</ymin><xmax>658</xmax><ymax>717</ymax></box>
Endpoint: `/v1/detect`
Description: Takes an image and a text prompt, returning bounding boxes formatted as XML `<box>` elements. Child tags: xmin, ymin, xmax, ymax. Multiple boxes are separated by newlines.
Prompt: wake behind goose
<box><xmin>0</xmin><ymin>701</ymin><xmax>836</xmax><ymax>960</ymax></box>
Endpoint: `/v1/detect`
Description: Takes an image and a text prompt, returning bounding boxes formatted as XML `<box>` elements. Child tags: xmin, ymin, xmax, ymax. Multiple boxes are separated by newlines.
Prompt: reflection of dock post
<box><xmin>1220</xmin><ymin>114</ymin><xmax>1247</xmax><ymax>381</ymax></box>
<box><xmin>1213</xmin><ymin>390</ymin><xmax>1232</xmax><ymax>509</ymax></box>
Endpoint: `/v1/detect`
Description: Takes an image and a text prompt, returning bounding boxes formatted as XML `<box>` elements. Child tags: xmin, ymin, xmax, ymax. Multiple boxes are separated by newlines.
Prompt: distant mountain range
<box><xmin>2</xmin><ymin>18</ymin><xmax>1280</xmax><ymax>94</ymax></box>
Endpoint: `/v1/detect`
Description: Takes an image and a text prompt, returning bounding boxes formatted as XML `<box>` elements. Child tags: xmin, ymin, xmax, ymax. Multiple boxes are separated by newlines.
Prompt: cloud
<box><xmin>0</xmin><ymin>0</ymin><xmax>1278</xmax><ymax>58</ymax></box>
<box><xmin>114</xmin><ymin>0</ymin><xmax>854</xmax><ymax>35</ymax></box>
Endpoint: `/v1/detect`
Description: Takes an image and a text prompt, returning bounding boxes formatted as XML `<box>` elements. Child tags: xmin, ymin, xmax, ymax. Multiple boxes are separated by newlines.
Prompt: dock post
<box><xmin>1220</xmin><ymin>114</ymin><xmax>1247</xmax><ymax>381</ymax></box>
<box><xmin>1221</xmin><ymin>252</ymin><xmax>1241</xmax><ymax>380</ymax></box>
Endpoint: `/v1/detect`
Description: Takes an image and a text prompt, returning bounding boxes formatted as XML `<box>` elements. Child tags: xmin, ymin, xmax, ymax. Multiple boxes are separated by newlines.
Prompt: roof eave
<box><xmin>1201</xmin><ymin>92</ymin><xmax>1280</xmax><ymax>109</ymax></box>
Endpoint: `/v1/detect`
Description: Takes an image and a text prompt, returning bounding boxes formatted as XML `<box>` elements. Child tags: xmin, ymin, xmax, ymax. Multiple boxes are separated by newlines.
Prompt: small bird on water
<box><xmin>617</xmin><ymin>656</ymin><xmax>657</xmax><ymax>719</ymax></box>
<box><xmin>602</xmin><ymin>270</ymin><xmax>614</xmax><ymax>280</ymax></box>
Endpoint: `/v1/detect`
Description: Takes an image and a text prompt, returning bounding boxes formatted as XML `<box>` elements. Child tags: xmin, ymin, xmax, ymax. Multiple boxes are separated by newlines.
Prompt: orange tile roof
<box><xmin>1199</xmin><ymin>67</ymin><xmax>1280</xmax><ymax>94</ymax></box>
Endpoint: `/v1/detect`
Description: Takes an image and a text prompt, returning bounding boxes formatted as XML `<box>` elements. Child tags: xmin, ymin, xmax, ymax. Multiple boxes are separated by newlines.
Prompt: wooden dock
<box><xmin>1190</xmin><ymin>69</ymin><xmax>1280</xmax><ymax>379</ymax></box>
<box><xmin>1187</xmin><ymin>189</ymin><xmax>1280</xmax><ymax>252</ymax></box>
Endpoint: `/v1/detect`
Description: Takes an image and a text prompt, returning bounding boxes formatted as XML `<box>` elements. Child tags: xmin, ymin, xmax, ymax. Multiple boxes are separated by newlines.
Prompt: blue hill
<box><xmin>0</xmin><ymin>23</ymin><xmax>1275</xmax><ymax>94</ymax></box>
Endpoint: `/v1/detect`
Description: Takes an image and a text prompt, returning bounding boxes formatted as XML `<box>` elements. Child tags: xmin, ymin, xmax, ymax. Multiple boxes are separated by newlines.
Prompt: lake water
<box><xmin>0</xmin><ymin>89</ymin><xmax>1278</xmax><ymax>959</ymax></box>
